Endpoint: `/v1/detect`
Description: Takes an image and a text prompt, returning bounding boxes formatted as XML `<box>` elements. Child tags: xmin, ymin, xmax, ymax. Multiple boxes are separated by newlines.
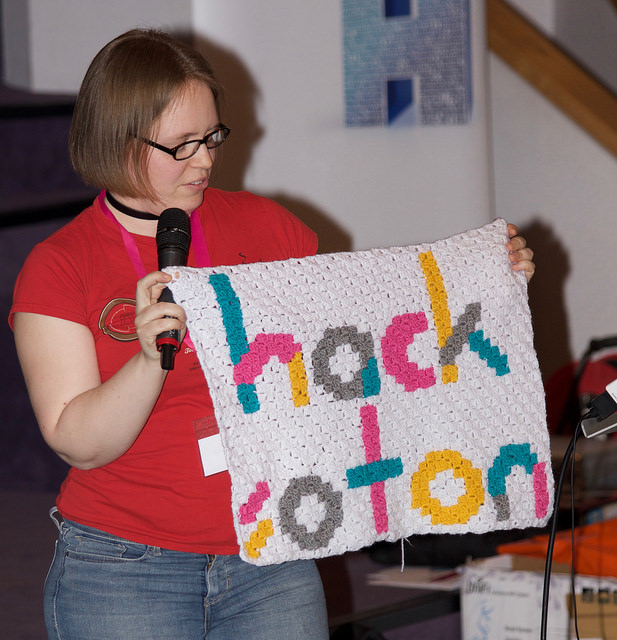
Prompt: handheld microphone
<box><xmin>155</xmin><ymin>208</ymin><xmax>191</xmax><ymax>370</ymax></box>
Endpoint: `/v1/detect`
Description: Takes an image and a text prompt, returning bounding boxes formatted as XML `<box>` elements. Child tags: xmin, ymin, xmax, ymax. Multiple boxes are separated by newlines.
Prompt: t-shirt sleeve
<box><xmin>9</xmin><ymin>240</ymin><xmax>88</xmax><ymax>330</ymax></box>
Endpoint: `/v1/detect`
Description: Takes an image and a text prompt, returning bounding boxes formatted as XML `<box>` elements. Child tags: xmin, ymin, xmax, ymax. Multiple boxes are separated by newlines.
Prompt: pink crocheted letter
<box><xmin>234</xmin><ymin>334</ymin><xmax>301</xmax><ymax>384</ymax></box>
<box><xmin>239</xmin><ymin>481</ymin><xmax>271</xmax><ymax>525</ymax></box>
<box><xmin>381</xmin><ymin>313</ymin><xmax>436</xmax><ymax>392</ymax></box>
<box><xmin>533</xmin><ymin>462</ymin><xmax>549</xmax><ymax>519</ymax></box>
<box><xmin>233</xmin><ymin>333</ymin><xmax>309</xmax><ymax>409</ymax></box>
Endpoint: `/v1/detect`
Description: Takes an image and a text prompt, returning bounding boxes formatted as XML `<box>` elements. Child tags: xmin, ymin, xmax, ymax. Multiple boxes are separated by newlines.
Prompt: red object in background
<box><xmin>498</xmin><ymin>518</ymin><xmax>617</xmax><ymax>579</ymax></box>
<box><xmin>545</xmin><ymin>353</ymin><xmax>617</xmax><ymax>434</ymax></box>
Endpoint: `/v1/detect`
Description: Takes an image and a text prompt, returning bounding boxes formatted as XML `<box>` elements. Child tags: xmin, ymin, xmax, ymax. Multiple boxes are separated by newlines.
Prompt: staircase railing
<box><xmin>487</xmin><ymin>0</ymin><xmax>617</xmax><ymax>158</ymax></box>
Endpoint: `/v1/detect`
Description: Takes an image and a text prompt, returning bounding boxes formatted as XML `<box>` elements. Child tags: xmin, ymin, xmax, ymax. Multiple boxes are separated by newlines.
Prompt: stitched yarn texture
<box><xmin>167</xmin><ymin>219</ymin><xmax>552</xmax><ymax>565</ymax></box>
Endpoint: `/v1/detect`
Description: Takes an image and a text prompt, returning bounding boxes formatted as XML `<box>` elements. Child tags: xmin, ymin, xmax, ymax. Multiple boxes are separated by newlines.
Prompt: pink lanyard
<box><xmin>98</xmin><ymin>191</ymin><xmax>211</xmax><ymax>351</ymax></box>
<box><xmin>98</xmin><ymin>191</ymin><xmax>212</xmax><ymax>274</ymax></box>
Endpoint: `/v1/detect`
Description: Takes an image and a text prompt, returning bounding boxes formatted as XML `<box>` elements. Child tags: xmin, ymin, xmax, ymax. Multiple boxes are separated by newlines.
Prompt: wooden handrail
<box><xmin>487</xmin><ymin>0</ymin><xmax>617</xmax><ymax>158</ymax></box>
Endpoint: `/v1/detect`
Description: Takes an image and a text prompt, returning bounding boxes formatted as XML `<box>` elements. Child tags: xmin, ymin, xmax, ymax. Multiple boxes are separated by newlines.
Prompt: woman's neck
<box><xmin>105</xmin><ymin>193</ymin><xmax>159</xmax><ymax>237</ymax></box>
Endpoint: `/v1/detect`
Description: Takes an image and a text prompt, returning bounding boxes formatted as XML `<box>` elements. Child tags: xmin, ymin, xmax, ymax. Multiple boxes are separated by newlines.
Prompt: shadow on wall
<box><xmin>193</xmin><ymin>34</ymin><xmax>352</xmax><ymax>254</ymax></box>
<box><xmin>193</xmin><ymin>34</ymin><xmax>262</xmax><ymax>195</ymax></box>
<box><xmin>269</xmin><ymin>192</ymin><xmax>352</xmax><ymax>254</ymax></box>
<box><xmin>519</xmin><ymin>218</ymin><xmax>572</xmax><ymax>383</ymax></box>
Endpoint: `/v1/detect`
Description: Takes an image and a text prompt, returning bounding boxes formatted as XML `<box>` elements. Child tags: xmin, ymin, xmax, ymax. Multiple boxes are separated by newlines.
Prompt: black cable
<box><xmin>546</xmin><ymin>337</ymin><xmax>617</xmax><ymax>635</ymax></box>
<box><xmin>569</xmin><ymin>422</ymin><xmax>583</xmax><ymax>640</ymax></box>
<box><xmin>539</xmin><ymin>420</ymin><xmax>583</xmax><ymax>640</ymax></box>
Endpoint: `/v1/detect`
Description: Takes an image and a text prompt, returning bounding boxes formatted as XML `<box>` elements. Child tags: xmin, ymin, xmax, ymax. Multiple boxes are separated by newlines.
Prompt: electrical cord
<box><xmin>569</xmin><ymin>421</ymin><xmax>582</xmax><ymax>640</ymax></box>
<box><xmin>540</xmin><ymin>390</ymin><xmax>614</xmax><ymax>640</ymax></box>
<box><xmin>544</xmin><ymin>337</ymin><xmax>617</xmax><ymax>637</ymax></box>
<box><xmin>540</xmin><ymin>419</ymin><xmax>582</xmax><ymax>640</ymax></box>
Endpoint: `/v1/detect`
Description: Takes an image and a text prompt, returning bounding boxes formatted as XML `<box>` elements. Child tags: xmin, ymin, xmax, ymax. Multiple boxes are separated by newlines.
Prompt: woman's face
<box><xmin>131</xmin><ymin>80</ymin><xmax>220</xmax><ymax>215</ymax></box>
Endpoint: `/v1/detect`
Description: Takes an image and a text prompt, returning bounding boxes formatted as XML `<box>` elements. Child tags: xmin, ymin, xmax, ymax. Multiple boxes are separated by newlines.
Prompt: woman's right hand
<box><xmin>134</xmin><ymin>271</ymin><xmax>187</xmax><ymax>364</ymax></box>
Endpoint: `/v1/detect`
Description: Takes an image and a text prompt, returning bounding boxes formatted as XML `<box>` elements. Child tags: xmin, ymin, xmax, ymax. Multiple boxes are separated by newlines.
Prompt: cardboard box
<box><xmin>568</xmin><ymin>592</ymin><xmax>617</xmax><ymax>640</ymax></box>
<box><xmin>461</xmin><ymin>555</ymin><xmax>617</xmax><ymax>640</ymax></box>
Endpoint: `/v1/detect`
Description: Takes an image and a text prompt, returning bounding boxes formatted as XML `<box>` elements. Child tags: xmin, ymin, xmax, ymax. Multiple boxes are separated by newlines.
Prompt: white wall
<box><xmin>489</xmin><ymin>54</ymin><xmax>617</xmax><ymax>376</ymax></box>
<box><xmin>193</xmin><ymin>0</ymin><xmax>493</xmax><ymax>252</ymax></box>
<box><xmin>489</xmin><ymin>0</ymin><xmax>617</xmax><ymax>376</ymax></box>
<box><xmin>506</xmin><ymin>0</ymin><xmax>556</xmax><ymax>33</ymax></box>
<box><xmin>1</xmin><ymin>0</ymin><xmax>191</xmax><ymax>93</ymax></box>
<box><xmin>554</xmin><ymin>0</ymin><xmax>617</xmax><ymax>95</ymax></box>
<box><xmin>508</xmin><ymin>0</ymin><xmax>617</xmax><ymax>94</ymax></box>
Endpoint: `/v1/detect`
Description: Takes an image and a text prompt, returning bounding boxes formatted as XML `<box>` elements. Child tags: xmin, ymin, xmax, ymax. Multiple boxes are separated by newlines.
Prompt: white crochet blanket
<box><xmin>168</xmin><ymin>219</ymin><xmax>552</xmax><ymax>565</ymax></box>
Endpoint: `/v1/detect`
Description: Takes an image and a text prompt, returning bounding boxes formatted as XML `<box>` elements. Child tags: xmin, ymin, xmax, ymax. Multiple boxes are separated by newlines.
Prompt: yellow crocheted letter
<box><xmin>419</xmin><ymin>251</ymin><xmax>456</xmax><ymax>384</ymax></box>
<box><xmin>288</xmin><ymin>351</ymin><xmax>310</xmax><ymax>407</ymax></box>
<box><xmin>411</xmin><ymin>450</ymin><xmax>485</xmax><ymax>525</ymax></box>
<box><xmin>244</xmin><ymin>519</ymin><xmax>274</xmax><ymax>559</ymax></box>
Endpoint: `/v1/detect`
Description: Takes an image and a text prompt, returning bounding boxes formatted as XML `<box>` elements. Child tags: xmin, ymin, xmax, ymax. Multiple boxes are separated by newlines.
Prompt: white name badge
<box><xmin>194</xmin><ymin>415</ymin><xmax>228</xmax><ymax>477</ymax></box>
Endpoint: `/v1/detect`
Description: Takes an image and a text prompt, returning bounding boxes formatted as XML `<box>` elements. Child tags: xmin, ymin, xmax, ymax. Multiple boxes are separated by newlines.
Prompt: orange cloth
<box><xmin>498</xmin><ymin>518</ymin><xmax>617</xmax><ymax>578</ymax></box>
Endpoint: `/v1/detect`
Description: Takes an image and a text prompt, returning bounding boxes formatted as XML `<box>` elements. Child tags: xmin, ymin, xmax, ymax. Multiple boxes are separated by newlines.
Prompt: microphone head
<box><xmin>156</xmin><ymin>208</ymin><xmax>191</xmax><ymax>268</ymax></box>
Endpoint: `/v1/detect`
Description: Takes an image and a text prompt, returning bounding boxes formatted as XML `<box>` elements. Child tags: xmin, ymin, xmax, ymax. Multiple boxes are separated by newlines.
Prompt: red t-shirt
<box><xmin>10</xmin><ymin>189</ymin><xmax>318</xmax><ymax>553</ymax></box>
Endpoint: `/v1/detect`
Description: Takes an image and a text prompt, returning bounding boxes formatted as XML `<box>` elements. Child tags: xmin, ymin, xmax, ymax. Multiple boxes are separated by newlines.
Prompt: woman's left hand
<box><xmin>506</xmin><ymin>223</ymin><xmax>535</xmax><ymax>283</ymax></box>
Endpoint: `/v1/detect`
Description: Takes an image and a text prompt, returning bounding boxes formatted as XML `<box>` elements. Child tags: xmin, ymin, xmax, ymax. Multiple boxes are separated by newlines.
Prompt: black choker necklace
<box><xmin>106</xmin><ymin>191</ymin><xmax>159</xmax><ymax>221</ymax></box>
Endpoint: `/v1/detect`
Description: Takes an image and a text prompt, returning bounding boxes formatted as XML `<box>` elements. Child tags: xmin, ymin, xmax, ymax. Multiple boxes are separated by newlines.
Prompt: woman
<box><xmin>10</xmin><ymin>29</ymin><xmax>535</xmax><ymax>640</ymax></box>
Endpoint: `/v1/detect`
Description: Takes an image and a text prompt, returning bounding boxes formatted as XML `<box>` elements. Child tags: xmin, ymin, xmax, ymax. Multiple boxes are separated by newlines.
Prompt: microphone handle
<box><xmin>156</xmin><ymin>286</ymin><xmax>180</xmax><ymax>371</ymax></box>
<box><xmin>158</xmin><ymin>246</ymin><xmax>188</xmax><ymax>270</ymax></box>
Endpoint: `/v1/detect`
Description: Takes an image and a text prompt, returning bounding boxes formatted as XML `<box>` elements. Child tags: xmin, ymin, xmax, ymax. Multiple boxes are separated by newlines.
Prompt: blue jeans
<box><xmin>44</xmin><ymin>511</ymin><xmax>329</xmax><ymax>639</ymax></box>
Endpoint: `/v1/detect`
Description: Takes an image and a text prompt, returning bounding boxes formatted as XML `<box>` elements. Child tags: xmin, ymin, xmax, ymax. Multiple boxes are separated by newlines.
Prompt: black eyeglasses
<box><xmin>140</xmin><ymin>125</ymin><xmax>230</xmax><ymax>161</ymax></box>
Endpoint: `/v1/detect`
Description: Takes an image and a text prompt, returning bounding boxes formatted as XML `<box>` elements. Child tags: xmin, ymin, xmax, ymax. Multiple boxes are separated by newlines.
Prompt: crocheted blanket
<box><xmin>167</xmin><ymin>219</ymin><xmax>552</xmax><ymax>565</ymax></box>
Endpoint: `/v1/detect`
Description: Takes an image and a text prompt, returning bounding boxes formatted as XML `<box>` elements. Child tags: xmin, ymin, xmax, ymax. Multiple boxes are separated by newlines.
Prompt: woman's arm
<box><xmin>13</xmin><ymin>271</ymin><xmax>186</xmax><ymax>470</ymax></box>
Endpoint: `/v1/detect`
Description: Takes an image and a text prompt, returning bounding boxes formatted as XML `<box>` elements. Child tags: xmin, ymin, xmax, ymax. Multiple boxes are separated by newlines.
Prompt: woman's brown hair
<box><xmin>69</xmin><ymin>29</ymin><xmax>223</xmax><ymax>200</ymax></box>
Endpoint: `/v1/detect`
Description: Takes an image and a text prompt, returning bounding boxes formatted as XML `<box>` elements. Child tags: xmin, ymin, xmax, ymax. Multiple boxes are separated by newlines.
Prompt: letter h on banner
<box><xmin>342</xmin><ymin>0</ymin><xmax>472</xmax><ymax>126</ymax></box>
